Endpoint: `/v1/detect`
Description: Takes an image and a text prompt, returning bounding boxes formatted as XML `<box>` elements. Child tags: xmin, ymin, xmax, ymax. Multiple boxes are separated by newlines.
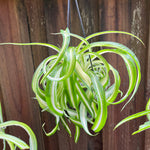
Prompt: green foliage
<box><xmin>115</xmin><ymin>98</ymin><xmax>150</xmax><ymax>135</ymax></box>
<box><xmin>31</xmin><ymin>28</ymin><xmax>143</xmax><ymax>142</ymax></box>
<box><xmin>0</xmin><ymin>103</ymin><xmax>37</xmax><ymax>150</ymax></box>
<box><xmin>0</xmin><ymin>28</ymin><xmax>143</xmax><ymax>143</ymax></box>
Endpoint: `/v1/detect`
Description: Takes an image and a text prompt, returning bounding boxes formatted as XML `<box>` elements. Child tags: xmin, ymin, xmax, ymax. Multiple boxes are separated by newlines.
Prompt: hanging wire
<box><xmin>67</xmin><ymin>0</ymin><xmax>93</xmax><ymax>70</ymax></box>
<box><xmin>75</xmin><ymin>0</ymin><xmax>94</xmax><ymax>70</ymax></box>
<box><xmin>67</xmin><ymin>0</ymin><xmax>71</xmax><ymax>28</ymax></box>
<box><xmin>75</xmin><ymin>0</ymin><xmax>86</xmax><ymax>38</ymax></box>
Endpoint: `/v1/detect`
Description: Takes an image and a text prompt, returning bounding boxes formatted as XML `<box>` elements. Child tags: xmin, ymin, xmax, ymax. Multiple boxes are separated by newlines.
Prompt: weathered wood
<box><xmin>0</xmin><ymin>0</ymin><xmax>149</xmax><ymax>149</ymax></box>
<box><xmin>71</xmin><ymin>0</ymin><xmax>103</xmax><ymax>150</ymax></box>
<box><xmin>100</xmin><ymin>1</ymin><xmax>130</xmax><ymax>149</ymax></box>
<box><xmin>145</xmin><ymin>1</ymin><xmax>150</xmax><ymax>149</ymax></box>
<box><xmin>43</xmin><ymin>0</ymin><xmax>69</xmax><ymax>149</ymax></box>
<box><xmin>44</xmin><ymin>0</ymin><xmax>68</xmax><ymax>56</ymax></box>
<box><xmin>130</xmin><ymin>0</ymin><xmax>149</xmax><ymax>150</ymax></box>
<box><xmin>0</xmin><ymin>0</ymin><xmax>45</xmax><ymax>149</ymax></box>
<box><xmin>24</xmin><ymin>0</ymin><xmax>49</xmax><ymax>67</ymax></box>
<box><xmin>100</xmin><ymin>0</ymin><xmax>149</xmax><ymax>150</ymax></box>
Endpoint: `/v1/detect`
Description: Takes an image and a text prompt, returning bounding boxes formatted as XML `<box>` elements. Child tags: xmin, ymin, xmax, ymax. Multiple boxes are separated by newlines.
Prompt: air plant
<box><xmin>115</xmin><ymin>98</ymin><xmax>150</xmax><ymax>135</ymax></box>
<box><xmin>0</xmin><ymin>103</ymin><xmax>37</xmax><ymax>150</ymax></box>
<box><xmin>0</xmin><ymin>28</ymin><xmax>144</xmax><ymax>143</ymax></box>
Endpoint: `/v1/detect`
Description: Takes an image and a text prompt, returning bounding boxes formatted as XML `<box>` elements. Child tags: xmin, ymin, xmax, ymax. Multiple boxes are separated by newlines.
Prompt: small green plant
<box><xmin>0</xmin><ymin>28</ymin><xmax>143</xmax><ymax>142</ymax></box>
<box><xmin>115</xmin><ymin>98</ymin><xmax>150</xmax><ymax>135</ymax></box>
<box><xmin>0</xmin><ymin>103</ymin><xmax>37</xmax><ymax>150</ymax></box>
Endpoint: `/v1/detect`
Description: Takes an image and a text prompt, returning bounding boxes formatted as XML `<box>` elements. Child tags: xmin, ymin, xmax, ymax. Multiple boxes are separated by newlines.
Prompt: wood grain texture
<box><xmin>129</xmin><ymin>1</ymin><xmax>148</xmax><ymax>150</ymax></box>
<box><xmin>99</xmin><ymin>1</ymin><xmax>127</xmax><ymax>149</ymax></box>
<box><xmin>145</xmin><ymin>1</ymin><xmax>150</xmax><ymax>149</ymax></box>
<box><xmin>100</xmin><ymin>0</ymin><xmax>149</xmax><ymax>150</ymax></box>
<box><xmin>0</xmin><ymin>0</ymin><xmax>149</xmax><ymax>150</ymax></box>
<box><xmin>0</xmin><ymin>0</ymin><xmax>45</xmax><ymax>149</ymax></box>
<box><xmin>24</xmin><ymin>0</ymin><xmax>49</xmax><ymax>67</ymax></box>
<box><xmin>43</xmin><ymin>1</ymin><xmax>68</xmax><ymax>149</ymax></box>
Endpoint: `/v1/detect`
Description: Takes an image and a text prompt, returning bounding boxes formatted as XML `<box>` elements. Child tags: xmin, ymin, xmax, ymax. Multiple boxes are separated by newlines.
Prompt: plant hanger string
<box><xmin>67</xmin><ymin>0</ymin><xmax>94</xmax><ymax>70</ymax></box>
<box><xmin>67</xmin><ymin>0</ymin><xmax>71</xmax><ymax>28</ymax></box>
<box><xmin>75</xmin><ymin>0</ymin><xmax>86</xmax><ymax>38</ymax></box>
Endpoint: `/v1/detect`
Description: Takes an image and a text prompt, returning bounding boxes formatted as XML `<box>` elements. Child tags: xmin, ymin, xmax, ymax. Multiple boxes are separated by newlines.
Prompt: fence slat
<box><xmin>145</xmin><ymin>1</ymin><xmax>150</xmax><ymax>149</ymax></box>
<box><xmin>100</xmin><ymin>0</ymin><xmax>149</xmax><ymax>150</ymax></box>
<box><xmin>0</xmin><ymin>0</ymin><xmax>149</xmax><ymax>149</ymax></box>
<box><xmin>0</xmin><ymin>0</ymin><xmax>45</xmax><ymax>149</ymax></box>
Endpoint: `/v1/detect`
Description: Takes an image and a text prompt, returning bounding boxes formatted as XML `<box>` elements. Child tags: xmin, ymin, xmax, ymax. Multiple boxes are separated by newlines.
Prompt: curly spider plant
<box><xmin>0</xmin><ymin>28</ymin><xmax>143</xmax><ymax>143</ymax></box>
<box><xmin>0</xmin><ymin>103</ymin><xmax>37</xmax><ymax>150</ymax></box>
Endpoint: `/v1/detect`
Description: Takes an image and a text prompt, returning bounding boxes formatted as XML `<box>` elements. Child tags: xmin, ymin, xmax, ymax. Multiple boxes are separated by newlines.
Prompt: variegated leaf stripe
<box><xmin>86</xmin><ymin>60</ymin><xmax>110</xmax><ymax>88</ymax></box>
<box><xmin>82</xmin><ymin>51</ymin><xmax>110</xmax><ymax>88</ymax></box>
<box><xmin>42</xmin><ymin>116</ymin><xmax>60</xmax><ymax>136</ymax></box>
<box><xmin>146</xmin><ymin>98</ymin><xmax>150</xmax><ymax>120</ymax></box>
<box><xmin>74</xmin><ymin>125</ymin><xmax>80</xmax><ymax>143</ymax></box>
<box><xmin>106</xmin><ymin>65</ymin><xmax>120</xmax><ymax>104</ymax></box>
<box><xmin>0</xmin><ymin>121</ymin><xmax>37</xmax><ymax>150</ymax></box>
<box><xmin>45</xmin><ymin>67</ymin><xmax>63</xmax><ymax>116</ymax></box>
<box><xmin>77</xmin><ymin>30</ymin><xmax>144</xmax><ymax>53</ymax></box>
<box><xmin>40</xmin><ymin>28</ymin><xmax>70</xmax><ymax>83</ymax></box>
<box><xmin>132</xmin><ymin>121</ymin><xmax>150</xmax><ymax>135</ymax></box>
<box><xmin>97</xmin><ymin>48</ymin><xmax>138</xmax><ymax>107</ymax></box>
<box><xmin>7</xmin><ymin>141</ymin><xmax>15</xmax><ymax>150</ymax></box>
<box><xmin>114</xmin><ymin>110</ymin><xmax>150</xmax><ymax>129</ymax></box>
<box><xmin>75</xmin><ymin>61</ymin><xmax>91</xmax><ymax>88</ymax></box>
<box><xmin>31</xmin><ymin>60</ymin><xmax>49</xmax><ymax>111</ymax></box>
<box><xmin>60</xmin><ymin>117</ymin><xmax>71</xmax><ymax>137</ymax></box>
<box><xmin>88</xmin><ymin>71</ymin><xmax>107</xmax><ymax>132</ymax></box>
<box><xmin>114</xmin><ymin>109</ymin><xmax>150</xmax><ymax>135</ymax></box>
<box><xmin>75</xmin><ymin>80</ymin><xmax>94</xmax><ymax>117</ymax></box>
<box><xmin>115</xmin><ymin>98</ymin><xmax>150</xmax><ymax>135</ymax></box>
<box><xmin>0</xmin><ymin>132</ymin><xmax>29</xmax><ymax>149</ymax></box>
<box><xmin>64</xmin><ymin>75</ymin><xmax>78</xmax><ymax>110</ymax></box>
<box><xmin>0</xmin><ymin>104</ymin><xmax>37</xmax><ymax>150</ymax></box>
<box><xmin>43</xmin><ymin>47</ymin><xmax>76</xmax><ymax>81</ymax></box>
<box><xmin>0</xmin><ymin>42</ymin><xmax>60</xmax><ymax>52</ymax></box>
<box><xmin>0</xmin><ymin>103</ymin><xmax>6</xmax><ymax>150</ymax></box>
<box><xmin>69</xmin><ymin>117</ymin><xmax>82</xmax><ymax>128</ymax></box>
<box><xmin>79</xmin><ymin>103</ymin><xmax>94</xmax><ymax>136</ymax></box>
<box><xmin>80</xmin><ymin>42</ymin><xmax>141</xmax><ymax>107</ymax></box>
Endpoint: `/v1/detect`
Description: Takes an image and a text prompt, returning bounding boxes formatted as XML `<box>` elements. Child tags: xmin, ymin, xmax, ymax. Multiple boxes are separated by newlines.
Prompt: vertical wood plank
<box><xmin>0</xmin><ymin>0</ymin><xmax>45</xmax><ymax>149</ymax></box>
<box><xmin>23</xmin><ymin>0</ymin><xmax>57</xmax><ymax>149</ymax></box>
<box><xmin>145</xmin><ymin>1</ymin><xmax>150</xmax><ymax>149</ymax></box>
<box><xmin>23</xmin><ymin>0</ymin><xmax>49</xmax><ymax>67</ymax></box>
<box><xmin>44</xmin><ymin>0</ymin><xmax>68</xmax><ymax>56</ymax></box>
<box><xmin>43</xmin><ymin>0</ymin><xmax>68</xmax><ymax>149</ymax></box>
<box><xmin>100</xmin><ymin>0</ymin><xmax>149</xmax><ymax>150</ymax></box>
<box><xmin>129</xmin><ymin>1</ymin><xmax>148</xmax><ymax>150</ymax></box>
<box><xmin>99</xmin><ymin>1</ymin><xmax>122</xmax><ymax>149</ymax></box>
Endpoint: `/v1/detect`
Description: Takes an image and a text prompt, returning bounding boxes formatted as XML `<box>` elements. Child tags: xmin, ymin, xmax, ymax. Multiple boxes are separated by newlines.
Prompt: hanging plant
<box><xmin>0</xmin><ymin>28</ymin><xmax>143</xmax><ymax>143</ymax></box>
<box><xmin>0</xmin><ymin>103</ymin><xmax>37</xmax><ymax>150</ymax></box>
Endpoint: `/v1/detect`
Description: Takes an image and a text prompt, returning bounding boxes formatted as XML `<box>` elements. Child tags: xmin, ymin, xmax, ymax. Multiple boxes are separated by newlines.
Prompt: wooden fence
<box><xmin>0</xmin><ymin>0</ymin><xmax>149</xmax><ymax>149</ymax></box>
